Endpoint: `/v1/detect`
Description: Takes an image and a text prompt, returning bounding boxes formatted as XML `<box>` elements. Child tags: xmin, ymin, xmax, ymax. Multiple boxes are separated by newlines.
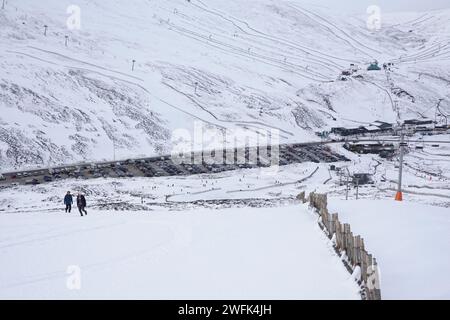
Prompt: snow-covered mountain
<box><xmin>1</xmin><ymin>0</ymin><xmax>449</xmax><ymax>170</ymax></box>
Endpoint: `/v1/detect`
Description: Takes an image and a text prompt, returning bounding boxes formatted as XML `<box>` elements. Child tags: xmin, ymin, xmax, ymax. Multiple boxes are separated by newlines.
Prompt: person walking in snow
<box><xmin>64</xmin><ymin>191</ymin><xmax>73</xmax><ymax>213</ymax></box>
<box><xmin>76</xmin><ymin>193</ymin><xmax>87</xmax><ymax>217</ymax></box>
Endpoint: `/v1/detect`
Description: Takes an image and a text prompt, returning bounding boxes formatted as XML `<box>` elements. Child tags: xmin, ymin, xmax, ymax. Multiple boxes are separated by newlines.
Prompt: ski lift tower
<box><xmin>395</xmin><ymin>126</ymin><xmax>407</xmax><ymax>201</ymax></box>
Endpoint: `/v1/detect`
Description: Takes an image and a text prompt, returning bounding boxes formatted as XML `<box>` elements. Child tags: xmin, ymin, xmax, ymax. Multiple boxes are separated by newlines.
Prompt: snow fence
<box><xmin>299</xmin><ymin>191</ymin><xmax>382</xmax><ymax>300</ymax></box>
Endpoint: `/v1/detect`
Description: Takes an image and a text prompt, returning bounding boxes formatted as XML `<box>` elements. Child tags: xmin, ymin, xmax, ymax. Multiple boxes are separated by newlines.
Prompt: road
<box><xmin>2</xmin><ymin>134</ymin><xmax>449</xmax><ymax>187</ymax></box>
<box><xmin>0</xmin><ymin>143</ymin><xmax>347</xmax><ymax>187</ymax></box>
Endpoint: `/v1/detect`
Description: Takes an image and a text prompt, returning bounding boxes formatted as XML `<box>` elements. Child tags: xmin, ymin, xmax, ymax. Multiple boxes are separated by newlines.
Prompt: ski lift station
<box><xmin>367</xmin><ymin>61</ymin><xmax>381</xmax><ymax>71</ymax></box>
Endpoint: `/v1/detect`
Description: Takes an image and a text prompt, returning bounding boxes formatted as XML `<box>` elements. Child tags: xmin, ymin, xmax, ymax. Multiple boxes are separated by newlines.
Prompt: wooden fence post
<box><xmin>305</xmin><ymin>192</ymin><xmax>381</xmax><ymax>300</ymax></box>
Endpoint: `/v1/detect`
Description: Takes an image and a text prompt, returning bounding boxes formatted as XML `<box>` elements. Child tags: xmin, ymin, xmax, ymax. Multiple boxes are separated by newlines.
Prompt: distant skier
<box><xmin>76</xmin><ymin>193</ymin><xmax>87</xmax><ymax>217</ymax></box>
<box><xmin>64</xmin><ymin>191</ymin><xmax>73</xmax><ymax>213</ymax></box>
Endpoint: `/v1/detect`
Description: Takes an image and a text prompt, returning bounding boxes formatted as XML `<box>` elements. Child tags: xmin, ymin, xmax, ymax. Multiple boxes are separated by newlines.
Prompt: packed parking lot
<box><xmin>0</xmin><ymin>143</ymin><xmax>348</xmax><ymax>186</ymax></box>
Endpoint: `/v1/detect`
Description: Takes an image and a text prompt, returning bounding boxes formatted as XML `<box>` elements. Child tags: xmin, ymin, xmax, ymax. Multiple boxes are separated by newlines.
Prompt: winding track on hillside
<box><xmin>188</xmin><ymin>0</ymin><xmax>356</xmax><ymax>67</ymax></box>
<box><xmin>164</xmin><ymin>21</ymin><xmax>332</xmax><ymax>82</ymax></box>
<box><xmin>21</xmin><ymin>44</ymin><xmax>302</xmax><ymax>137</ymax></box>
<box><xmin>288</xmin><ymin>4</ymin><xmax>381</xmax><ymax>59</ymax></box>
<box><xmin>168</xmin><ymin>5</ymin><xmax>345</xmax><ymax>74</ymax></box>
<box><xmin>4</xmin><ymin>48</ymin><xmax>226</xmax><ymax>130</ymax></box>
<box><xmin>165</xmin><ymin>10</ymin><xmax>339</xmax><ymax>77</ymax></box>
<box><xmin>226</xmin><ymin>166</ymin><xmax>320</xmax><ymax>193</ymax></box>
<box><xmin>7</xmin><ymin>46</ymin><xmax>298</xmax><ymax>137</ymax></box>
<box><xmin>161</xmin><ymin>81</ymin><xmax>294</xmax><ymax>138</ymax></box>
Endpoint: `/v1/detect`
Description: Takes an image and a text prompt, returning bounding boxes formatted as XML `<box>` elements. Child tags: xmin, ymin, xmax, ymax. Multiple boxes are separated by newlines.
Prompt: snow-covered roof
<box><xmin>365</xmin><ymin>125</ymin><xmax>381</xmax><ymax>131</ymax></box>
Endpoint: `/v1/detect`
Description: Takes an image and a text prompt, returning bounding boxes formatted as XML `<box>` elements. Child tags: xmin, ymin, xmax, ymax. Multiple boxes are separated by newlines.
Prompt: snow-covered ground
<box><xmin>1</xmin><ymin>134</ymin><xmax>448</xmax><ymax>210</ymax></box>
<box><xmin>1</xmin><ymin>138</ymin><xmax>449</xmax><ymax>299</ymax></box>
<box><xmin>329</xmin><ymin>199</ymin><xmax>450</xmax><ymax>300</ymax></box>
<box><xmin>0</xmin><ymin>205</ymin><xmax>360</xmax><ymax>300</ymax></box>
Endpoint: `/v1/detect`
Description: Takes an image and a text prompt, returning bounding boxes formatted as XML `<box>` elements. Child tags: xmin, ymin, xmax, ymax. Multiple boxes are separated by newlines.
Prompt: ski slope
<box><xmin>0</xmin><ymin>205</ymin><xmax>360</xmax><ymax>300</ymax></box>
<box><xmin>0</xmin><ymin>137</ymin><xmax>449</xmax><ymax>299</ymax></box>
<box><xmin>1</xmin><ymin>0</ymin><xmax>449</xmax><ymax>170</ymax></box>
<box><xmin>329</xmin><ymin>199</ymin><xmax>450</xmax><ymax>300</ymax></box>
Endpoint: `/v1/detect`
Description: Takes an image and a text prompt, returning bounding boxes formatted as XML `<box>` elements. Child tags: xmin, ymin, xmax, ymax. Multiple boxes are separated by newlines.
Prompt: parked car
<box><xmin>0</xmin><ymin>174</ymin><xmax>5</xmax><ymax>181</ymax></box>
<box><xmin>25</xmin><ymin>179</ymin><xmax>40</xmax><ymax>185</ymax></box>
<box><xmin>116</xmin><ymin>171</ymin><xmax>125</xmax><ymax>178</ymax></box>
<box><xmin>43</xmin><ymin>176</ymin><xmax>53</xmax><ymax>182</ymax></box>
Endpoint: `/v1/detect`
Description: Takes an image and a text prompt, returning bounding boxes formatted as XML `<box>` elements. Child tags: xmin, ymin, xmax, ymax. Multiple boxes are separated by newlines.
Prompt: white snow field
<box><xmin>328</xmin><ymin>199</ymin><xmax>450</xmax><ymax>300</ymax></box>
<box><xmin>0</xmin><ymin>146</ymin><xmax>449</xmax><ymax>299</ymax></box>
<box><xmin>0</xmin><ymin>205</ymin><xmax>360</xmax><ymax>300</ymax></box>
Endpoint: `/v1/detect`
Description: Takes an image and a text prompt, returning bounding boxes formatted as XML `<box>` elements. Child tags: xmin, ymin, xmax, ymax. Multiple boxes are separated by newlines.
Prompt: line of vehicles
<box><xmin>0</xmin><ymin>144</ymin><xmax>348</xmax><ymax>186</ymax></box>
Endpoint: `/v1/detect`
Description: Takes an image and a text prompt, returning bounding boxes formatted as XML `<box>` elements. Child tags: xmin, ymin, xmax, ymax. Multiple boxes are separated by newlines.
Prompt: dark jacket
<box><xmin>77</xmin><ymin>195</ymin><xmax>86</xmax><ymax>207</ymax></box>
<box><xmin>64</xmin><ymin>194</ymin><xmax>73</xmax><ymax>205</ymax></box>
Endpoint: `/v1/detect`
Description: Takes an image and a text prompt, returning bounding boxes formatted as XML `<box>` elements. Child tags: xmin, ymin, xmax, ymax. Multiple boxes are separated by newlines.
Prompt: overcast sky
<box><xmin>298</xmin><ymin>0</ymin><xmax>450</xmax><ymax>13</ymax></box>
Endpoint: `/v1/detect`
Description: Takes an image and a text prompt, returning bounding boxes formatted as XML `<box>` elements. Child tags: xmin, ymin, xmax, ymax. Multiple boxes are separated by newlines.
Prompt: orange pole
<box><xmin>395</xmin><ymin>127</ymin><xmax>405</xmax><ymax>202</ymax></box>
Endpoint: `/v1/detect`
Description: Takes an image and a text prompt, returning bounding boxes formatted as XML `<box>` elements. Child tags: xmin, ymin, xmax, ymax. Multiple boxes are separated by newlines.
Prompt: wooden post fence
<box><xmin>305</xmin><ymin>192</ymin><xmax>382</xmax><ymax>300</ymax></box>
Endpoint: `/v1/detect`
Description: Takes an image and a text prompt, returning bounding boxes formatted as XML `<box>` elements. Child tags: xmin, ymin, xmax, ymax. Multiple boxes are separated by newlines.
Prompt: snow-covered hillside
<box><xmin>0</xmin><ymin>205</ymin><xmax>361</xmax><ymax>299</ymax></box>
<box><xmin>1</xmin><ymin>148</ymin><xmax>449</xmax><ymax>298</ymax></box>
<box><xmin>1</xmin><ymin>0</ymin><xmax>449</xmax><ymax>170</ymax></box>
<box><xmin>329</xmin><ymin>199</ymin><xmax>450</xmax><ymax>300</ymax></box>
